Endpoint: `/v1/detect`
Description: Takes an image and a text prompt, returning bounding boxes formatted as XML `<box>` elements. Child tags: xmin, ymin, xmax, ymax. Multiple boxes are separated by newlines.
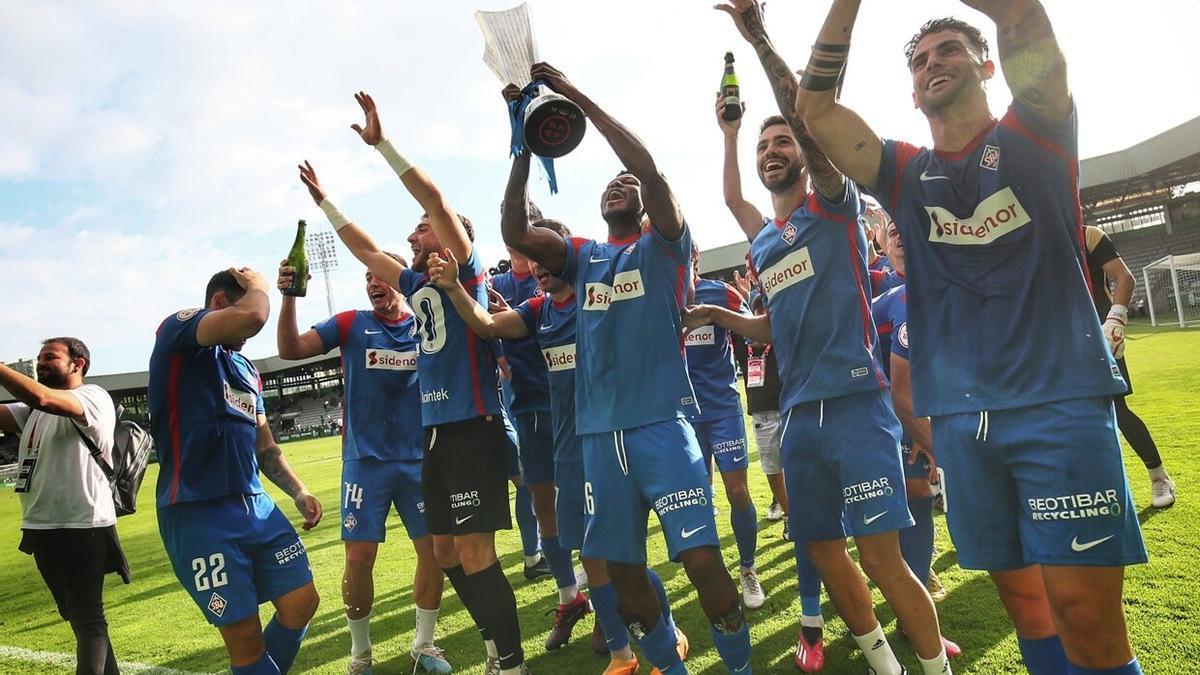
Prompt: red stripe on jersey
<box><xmin>889</xmin><ymin>141</ymin><xmax>923</xmax><ymax>218</ymax></box>
<box><xmin>844</xmin><ymin>220</ymin><xmax>888</xmax><ymax>389</ymax></box>
<box><xmin>999</xmin><ymin>108</ymin><xmax>1065</xmax><ymax>159</ymax></box>
<box><xmin>465</xmin><ymin>331</ymin><xmax>487</xmax><ymax>417</ymax></box>
<box><xmin>675</xmin><ymin>262</ymin><xmax>688</xmax><ymax>356</ymax></box>
<box><xmin>569</xmin><ymin>236</ymin><xmax>590</xmax><ymax>252</ymax></box>
<box><xmin>876</xmin><ymin>321</ymin><xmax>894</xmax><ymax>336</ymax></box>
<box><xmin>334</xmin><ymin>310</ymin><xmax>357</xmax><ymax>347</ymax></box>
<box><xmin>167</xmin><ymin>354</ymin><xmax>183</xmax><ymax>505</ymax></box>
<box><xmin>528</xmin><ymin>295</ymin><xmax>547</xmax><ymax>316</ymax></box>
<box><xmin>868</xmin><ymin>269</ymin><xmax>887</xmax><ymax>296</ymax></box>
<box><xmin>723</xmin><ymin>284</ymin><xmax>743</xmax><ymax>311</ymax></box>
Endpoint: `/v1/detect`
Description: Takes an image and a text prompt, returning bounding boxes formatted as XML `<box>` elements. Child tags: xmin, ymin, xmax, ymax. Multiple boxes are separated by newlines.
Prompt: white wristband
<box><xmin>319</xmin><ymin>199</ymin><xmax>349</xmax><ymax>231</ymax></box>
<box><xmin>376</xmin><ymin>138</ymin><xmax>415</xmax><ymax>177</ymax></box>
<box><xmin>1108</xmin><ymin>304</ymin><xmax>1128</xmax><ymax>323</ymax></box>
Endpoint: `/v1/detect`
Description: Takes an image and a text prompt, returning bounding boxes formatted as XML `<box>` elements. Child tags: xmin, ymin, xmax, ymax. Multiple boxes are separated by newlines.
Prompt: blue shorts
<box><xmin>158</xmin><ymin>493</ymin><xmax>313</xmax><ymax>627</ymax></box>
<box><xmin>514</xmin><ymin>410</ymin><xmax>555</xmax><ymax>486</ymax></box>
<box><xmin>781</xmin><ymin>389</ymin><xmax>914</xmax><ymax>542</ymax></box>
<box><xmin>932</xmin><ymin>397</ymin><xmax>1148</xmax><ymax>571</ymax></box>
<box><xmin>582</xmin><ymin>418</ymin><xmax>719</xmax><ymax>564</ymax></box>
<box><xmin>691</xmin><ymin>415</ymin><xmax>750</xmax><ymax>473</ymax></box>
<box><xmin>503</xmin><ymin>411</ymin><xmax>521</xmax><ymax>479</ymax></box>
<box><xmin>341</xmin><ymin>458</ymin><xmax>428</xmax><ymax>542</ymax></box>
<box><xmin>555</xmin><ymin>459</ymin><xmax>590</xmax><ymax>551</ymax></box>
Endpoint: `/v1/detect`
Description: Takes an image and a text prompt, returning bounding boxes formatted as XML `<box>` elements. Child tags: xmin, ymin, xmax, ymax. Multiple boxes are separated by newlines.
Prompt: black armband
<box><xmin>800</xmin><ymin>41</ymin><xmax>850</xmax><ymax>92</ymax></box>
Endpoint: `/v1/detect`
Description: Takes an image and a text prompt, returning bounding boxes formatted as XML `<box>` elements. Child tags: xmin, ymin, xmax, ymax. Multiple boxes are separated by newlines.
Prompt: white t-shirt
<box><xmin>7</xmin><ymin>384</ymin><xmax>118</xmax><ymax>529</ymax></box>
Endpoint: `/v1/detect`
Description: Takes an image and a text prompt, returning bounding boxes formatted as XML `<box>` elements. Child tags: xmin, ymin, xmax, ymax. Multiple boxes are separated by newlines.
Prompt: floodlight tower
<box><xmin>305</xmin><ymin>230</ymin><xmax>339</xmax><ymax>316</ymax></box>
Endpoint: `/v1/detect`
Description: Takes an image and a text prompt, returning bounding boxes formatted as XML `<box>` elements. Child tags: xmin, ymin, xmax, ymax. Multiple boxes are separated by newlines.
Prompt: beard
<box><xmin>760</xmin><ymin>161</ymin><xmax>803</xmax><ymax>194</ymax></box>
<box><xmin>36</xmin><ymin>368</ymin><xmax>69</xmax><ymax>389</ymax></box>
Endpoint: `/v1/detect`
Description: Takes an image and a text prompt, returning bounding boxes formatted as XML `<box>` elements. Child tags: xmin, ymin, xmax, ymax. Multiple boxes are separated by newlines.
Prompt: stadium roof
<box><xmin>0</xmin><ymin>350</ymin><xmax>340</xmax><ymax>402</ymax></box>
<box><xmin>1079</xmin><ymin>115</ymin><xmax>1200</xmax><ymax>215</ymax></box>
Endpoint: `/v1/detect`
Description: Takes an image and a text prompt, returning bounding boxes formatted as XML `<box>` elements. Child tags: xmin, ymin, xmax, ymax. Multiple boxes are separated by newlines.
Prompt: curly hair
<box><xmin>904</xmin><ymin>17</ymin><xmax>989</xmax><ymax>66</ymax></box>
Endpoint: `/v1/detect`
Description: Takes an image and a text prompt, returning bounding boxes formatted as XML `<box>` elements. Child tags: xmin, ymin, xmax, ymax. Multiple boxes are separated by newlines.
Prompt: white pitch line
<box><xmin>0</xmin><ymin>645</ymin><xmax>216</xmax><ymax>675</ymax></box>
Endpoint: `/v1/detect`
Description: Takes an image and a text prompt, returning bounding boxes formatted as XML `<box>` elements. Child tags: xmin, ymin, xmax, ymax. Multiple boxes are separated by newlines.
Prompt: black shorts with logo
<box><xmin>422</xmin><ymin>415</ymin><xmax>512</xmax><ymax>536</ymax></box>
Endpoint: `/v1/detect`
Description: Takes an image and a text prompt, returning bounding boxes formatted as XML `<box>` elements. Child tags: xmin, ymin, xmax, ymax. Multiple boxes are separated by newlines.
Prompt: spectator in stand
<box><xmin>0</xmin><ymin>338</ymin><xmax>128</xmax><ymax>675</ymax></box>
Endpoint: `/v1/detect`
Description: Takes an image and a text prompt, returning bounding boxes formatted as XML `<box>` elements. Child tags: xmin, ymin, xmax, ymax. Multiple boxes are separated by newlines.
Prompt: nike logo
<box><xmin>1071</xmin><ymin>535</ymin><xmax>1114</xmax><ymax>552</ymax></box>
<box><xmin>731</xmin><ymin>454</ymin><xmax>746</xmax><ymax>462</ymax></box>
<box><xmin>680</xmin><ymin>525</ymin><xmax>707</xmax><ymax>539</ymax></box>
<box><xmin>864</xmin><ymin>511</ymin><xmax>887</xmax><ymax>525</ymax></box>
<box><xmin>500</xmin><ymin>652</ymin><xmax>514</xmax><ymax>661</ymax></box>
<box><xmin>588</xmin><ymin>256</ymin><xmax>611</xmax><ymax>263</ymax></box>
<box><xmin>919</xmin><ymin>170</ymin><xmax>951</xmax><ymax>182</ymax></box>
<box><xmin>455</xmin><ymin>514</ymin><xmax>474</xmax><ymax>525</ymax></box>
<box><xmin>364</xmin><ymin>329</ymin><xmax>382</xmax><ymax>334</ymax></box>
<box><xmin>733</xmin><ymin>662</ymin><xmax>750</xmax><ymax>672</ymax></box>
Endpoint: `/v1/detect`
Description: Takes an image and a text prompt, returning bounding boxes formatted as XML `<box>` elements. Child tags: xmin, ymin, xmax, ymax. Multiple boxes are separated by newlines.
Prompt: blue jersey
<box><xmin>872</xmin><ymin>101</ymin><xmax>1125</xmax><ymax>417</ymax></box>
<box><xmin>515</xmin><ymin>293</ymin><xmax>580</xmax><ymax>462</ymax></box>
<box><xmin>869</xmin><ymin>255</ymin><xmax>892</xmax><ymax>273</ymax></box>
<box><xmin>398</xmin><ymin>249</ymin><xmax>502</xmax><ymax>426</ymax></box>
<box><xmin>148</xmin><ymin>309</ymin><xmax>265</xmax><ymax>506</ymax></box>
<box><xmin>561</xmin><ymin>226</ymin><xmax>699</xmax><ymax>434</ymax></box>
<box><xmin>871</xmin><ymin>284</ymin><xmax>910</xmax><ymax>369</ymax></box>
<box><xmin>749</xmin><ymin>184</ymin><xmax>886</xmax><ymax>412</ymax></box>
<box><xmin>313</xmin><ymin>310</ymin><xmax>422</xmax><ymax>462</ymax></box>
<box><xmin>490</xmin><ymin>270</ymin><xmax>551</xmax><ymax>415</ymax></box>
<box><xmin>685</xmin><ymin>278</ymin><xmax>748</xmax><ymax>422</ymax></box>
<box><xmin>869</xmin><ymin>268</ymin><xmax>906</xmax><ymax>298</ymax></box>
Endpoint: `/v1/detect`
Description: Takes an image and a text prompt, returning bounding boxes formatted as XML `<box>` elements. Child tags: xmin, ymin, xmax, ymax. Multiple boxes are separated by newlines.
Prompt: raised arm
<box><xmin>717</xmin><ymin>0</ymin><xmax>847</xmax><ymax>200</ymax></box>
<box><xmin>714</xmin><ymin>93</ymin><xmax>765</xmax><ymax>240</ymax></box>
<box><xmin>794</xmin><ymin>0</ymin><xmax>884</xmax><ymax>192</ymax></box>
<box><xmin>275</xmin><ymin>259</ymin><xmax>328</xmax><ymax>360</ymax></box>
<box><xmin>256</xmin><ymin>414</ymin><xmax>322</xmax><ymax>530</ymax></box>
<box><xmin>531</xmin><ymin>63</ymin><xmax>685</xmax><ymax>240</ymax></box>
<box><xmin>299</xmin><ymin>161</ymin><xmax>406</xmax><ymax>289</ymax></box>
<box><xmin>426</xmin><ymin>250</ymin><xmax>530</xmax><ymax>341</ymax></box>
<box><xmin>499</xmin><ymin>140</ymin><xmax>568</xmax><ymax>275</ymax></box>
<box><xmin>962</xmin><ymin>0</ymin><xmax>1070</xmax><ymax>124</ymax></box>
<box><xmin>194</xmin><ymin>267</ymin><xmax>271</xmax><ymax>348</ymax></box>
<box><xmin>0</xmin><ymin>363</ymin><xmax>85</xmax><ymax>422</ymax></box>
<box><xmin>347</xmin><ymin>91</ymin><xmax>472</xmax><ymax>261</ymax></box>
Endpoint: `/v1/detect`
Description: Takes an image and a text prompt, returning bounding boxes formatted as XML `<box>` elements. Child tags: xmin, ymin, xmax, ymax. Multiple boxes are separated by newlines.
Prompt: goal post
<box><xmin>1143</xmin><ymin>252</ymin><xmax>1200</xmax><ymax>327</ymax></box>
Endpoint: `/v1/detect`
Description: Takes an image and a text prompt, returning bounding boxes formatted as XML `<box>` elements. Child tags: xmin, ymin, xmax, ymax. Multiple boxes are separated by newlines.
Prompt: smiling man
<box><xmin>796</xmin><ymin>1</ymin><xmax>1147</xmax><ymax>673</ymax></box>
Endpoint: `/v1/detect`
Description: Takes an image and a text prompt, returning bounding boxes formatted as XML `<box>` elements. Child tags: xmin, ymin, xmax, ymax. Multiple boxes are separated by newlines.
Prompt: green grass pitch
<box><xmin>1</xmin><ymin>322</ymin><xmax>1197</xmax><ymax>673</ymax></box>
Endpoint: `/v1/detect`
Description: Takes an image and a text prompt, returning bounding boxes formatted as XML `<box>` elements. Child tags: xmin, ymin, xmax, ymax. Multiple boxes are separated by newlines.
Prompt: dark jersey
<box><xmin>1084</xmin><ymin>225</ymin><xmax>1120</xmax><ymax>318</ymax></box>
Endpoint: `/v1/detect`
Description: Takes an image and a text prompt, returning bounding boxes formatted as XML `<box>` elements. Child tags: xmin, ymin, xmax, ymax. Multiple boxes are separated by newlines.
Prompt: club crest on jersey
<box><xmin>980</xmin><ymin>144</ymin><xmax>1001</xmax><ymax>171</ymax></box>
<box><xmin>175</xmin><ymin>308</ymin><xmax>200</xmax><ymax>322</ymax></box>
<box><xmin>583</xmin><ymin>270</ymin><xmax>645</xmax><ymax>311</ymax></box>
<box><xmin>781</xmin><ymin>223</ymin><xmax>798</xmax><ymax>245</ymax></box>
<box><xmin>926</xmin><ymin>187</ymin><xmax>1031</xmax><ymax>246</ymax></box>
<box><xmin>542</xmin><ymin>343</ymin><xmax>576</xmax><ymax>372</ymax></box>
<box><xmin>622</xmin><ymin>242</ymin><xmax>637</xmax><ymax>255</ymax></box>
<box><xmin>207</xmin><ymin>592</ymin><xmax>227</xmax><ymax>617</ymax></box>
<box><xmin>365</xmin><ymin>349</ymin><xmax>417</xmax><ymax>371</ymax></box>
<box><xmin>897</xmin><ymin>323</ymin><xmax>909</xmax><ymax>349</ymax></box>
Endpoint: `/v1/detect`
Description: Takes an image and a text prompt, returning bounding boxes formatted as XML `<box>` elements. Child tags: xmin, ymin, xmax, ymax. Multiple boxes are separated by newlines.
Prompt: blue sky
<box><xmin>3</xmin><ymin>0</ymin><xmax>1198</xmax><ymax>374</ymax></box>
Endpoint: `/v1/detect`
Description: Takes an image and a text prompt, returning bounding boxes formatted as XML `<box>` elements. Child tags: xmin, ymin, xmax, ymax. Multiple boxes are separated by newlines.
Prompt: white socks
<box><xmin>801</xmin><ymin>614</ymin><xmax>825</xmax><ymax>628</ymax></box>
<box><xmin>919</xmin><ymin>649</ymin><xmax>952</xmax><ymax>675</ymax></box>
<box><xmin>1149</xmin><ymin>465</ymin><xmax>1169</xmax><ymax>480</ymax></box>
<box><xmin>558</xmin><ymin>585</ymin><xmax>579</xmax><ymax>605</ymax></box>
<box><xmin>485</xmin><ymin>638</ymin><xmax>499</xmax><ymax>658</ymax></box>
<box><xmin>347</xmin><ymin>613</ymin><xmax>371</xmax><ymax>657</ymax></box>
<box><xmin>852</xmin><ymin>623</ymin><xmax>903</xmax><ymax>675</ymax></box>
<box><xmin>524</xmin><ymin>553</ymin><xmax>543</xmax><ymax>567</ymax></box>
<box><xmin>413</xmin><ymin>607</ymin><xmax>439</xmax><ymax>649</ymax></box>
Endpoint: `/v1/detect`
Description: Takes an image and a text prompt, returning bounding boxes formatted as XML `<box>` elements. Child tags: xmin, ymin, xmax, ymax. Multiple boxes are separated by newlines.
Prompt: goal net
<box><xmin>1143</xmin><ymin>252</ymin><xmax>1200</xmax><ymax>327</ymax></box>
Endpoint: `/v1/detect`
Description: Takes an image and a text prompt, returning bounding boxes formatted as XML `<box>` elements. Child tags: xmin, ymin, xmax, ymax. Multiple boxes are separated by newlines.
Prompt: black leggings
<box><xmin>1114</xmin><ymin>396</ymin><xmax>1163</xmax><ymax>470</ymax></box>
<box><xmin>29</xmin><ymin>529</ymin><xmax>121</xmax><ymax>675</ymax></box>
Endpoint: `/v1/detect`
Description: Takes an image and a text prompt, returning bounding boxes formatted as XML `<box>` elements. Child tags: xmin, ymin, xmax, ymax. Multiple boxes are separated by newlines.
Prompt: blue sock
<box><xmin>1067</xmin><ymin>659</ymin><xmax>1143</xmax><ymax>674</ymax></box>
<box><xmin>795</xmin><ymin>540</ymin><xmax>822</xmax><ymax>617</ymax></box>
<box><xmin>263</xmin><ymin>615</ymin><xmax>307</xmax><ymax>673</ymax></box>
<box><xmin>514</xmin><ymin>484</ymin><xmax>539</xmax><ymax>557</ymax></box>
<box><xmin>1018</xmin><ymin>635</ymin><xmax>1069</xmax><ymax>675</ymax></box>
<box><xmin>645</xmin><ymin>568</ymin><xmax>677</xmax><ymax>636</ymax></box>
<box><xmin>710</xmin><ymin>611</ymin><xmax>752</xmax><ymax>673</ymax></box>
<box><xmin>231</xmin><ymin>651</ymin><xmax>281</xmax><ymax>675</ymax></box>
<box><xmin>589</xmin><ymin>581</ymin><xmax>630</xmax><ymax>653</ymax></box>
<box><xmin>636</xmin><ymin>614</ymin><xmax>686</xmax><ymax>674</ymax></box>
<box><xmin>540</xmin><ymin>535</ymin><xmax>576</xmax><ymax>591</ymax></box>
<box><xmin>730</xmin><ymin>501</ymin><xmax>759</xmax><ymax>569</ymax></box>
<box><xmin>899</xmin><ymin>496</ymin><xmax>935</xmax><ymax>585</ymax></box>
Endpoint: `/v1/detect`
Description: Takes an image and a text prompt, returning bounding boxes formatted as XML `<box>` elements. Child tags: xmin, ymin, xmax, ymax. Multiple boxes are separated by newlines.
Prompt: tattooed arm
<box><xmin>716</xmin><ymin>0</ymin><xmax>846</xmax><ymax>201</ymax></box>
<box><xmin>793</xmin><ymin>0</ymin><xmax>885</xmax><ymax>193</ymax></box>
<box><xmin>256</xmin><ymin>414</ymin><xmax>322</xmax><ymax>530</ymax></box>
<box><xmin>961</xmin><ymin>0</ymin><xmax>1070</xmax><ymax>124</ymax></box>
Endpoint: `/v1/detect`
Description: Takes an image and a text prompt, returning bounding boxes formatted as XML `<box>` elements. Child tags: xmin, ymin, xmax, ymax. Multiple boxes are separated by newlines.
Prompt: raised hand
<box><xmin>714</xmin><ymin>0</ymin><xmax>768</xmax><ymax>44</ymax></box>
<box><xmin>502</xmin><ymin>83</ymin><xmax>524</xmax><ymax>105</ymax></box>
<box><xmin>426</xmin><ymin>249</ymin><xmax>460</xmax><ymax>290</ymax></box>
<box><xmin>350</xmin><ymin>91</ymin><xmax>383</xmax><ymax>146</ymax></box>
<box><xmin>530</xmin><ymin>62</ymin><xmax>581</xmax><ymax>102</ymax></box>
<box><xmin>681</xmin><ymin>304</ymin><xmax>715</xmax><ymax>333</ymax></box>
<box><xmin>298</xmin><ymin>160</ymin><xmax>327</xmax><ymax>205</ymax></box>
<box><xmin>732</xmin><ymin>268</ymin><xmax>752</xmax><ymax>300</ymax></box>
<box><xmin>294</xmin><ymin>491</ymin><xmax>323</xmax><ymax>531</ymax></box>
<box><xmin>487</xmin><ymin>287</ymin><xmax>511</xmax><ymax>314</ymax></box>
<box><xmin>229</xmin><ymin>267</ymin><xmax>270</xmax><ymax>294</ymax></box>
<box><xmin>716</xmin><ymin>91</ymin><xmax>745</xmax><ymax>136</ymax></box>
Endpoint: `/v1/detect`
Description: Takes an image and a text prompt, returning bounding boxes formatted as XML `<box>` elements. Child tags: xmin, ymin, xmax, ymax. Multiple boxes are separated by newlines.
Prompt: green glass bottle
<box><xmin>721</xmin><ymin>51</ymin><xmax>742</xmax><ymax>122</ymax></box>
<box><xmin>282</xmin><ymin>219</ymin><xmax>309</xmax><ymax>297</ymax></box>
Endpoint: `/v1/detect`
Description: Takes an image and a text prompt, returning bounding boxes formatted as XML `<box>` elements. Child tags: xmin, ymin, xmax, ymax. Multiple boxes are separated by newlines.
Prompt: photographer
<box><xmin>0</xmin><ymin>337</ymin><xmax>127</xmax><ymax>675</ymax></box>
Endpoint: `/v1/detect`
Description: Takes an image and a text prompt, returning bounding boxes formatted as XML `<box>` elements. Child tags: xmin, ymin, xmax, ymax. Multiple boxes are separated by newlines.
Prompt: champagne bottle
<box><xmin>282</xmin><ymin>220</ymin><xmax>309</xmax><ymax>297</ymax></box>
<box><xmin>721</xmin><ymin>52</ymin><xmax>742</xmax><ymax>122</ymax></box>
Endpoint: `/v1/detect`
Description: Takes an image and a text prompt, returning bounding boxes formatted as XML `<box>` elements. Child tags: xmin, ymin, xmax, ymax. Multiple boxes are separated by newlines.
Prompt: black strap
<box><xmin>73</xmin><ymin>421</ymin><xmax>115</xmax><ymax>480</ymax></box>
